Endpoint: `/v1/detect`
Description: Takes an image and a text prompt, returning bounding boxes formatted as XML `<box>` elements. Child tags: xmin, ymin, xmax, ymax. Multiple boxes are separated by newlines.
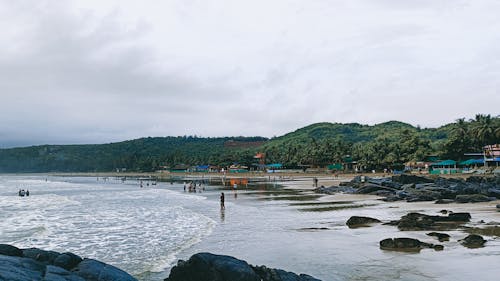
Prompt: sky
<box><xmin>1</xmin><ymin>0</ymin><xmax>499</xmax><ymax>148</ymax></box>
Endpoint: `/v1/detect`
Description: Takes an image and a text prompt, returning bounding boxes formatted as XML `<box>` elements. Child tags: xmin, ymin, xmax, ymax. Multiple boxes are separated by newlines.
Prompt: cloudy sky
<box><xmin>1</xmin><ymin>0</ymin><xmax>499</xmax><ymax>147</ymax></box>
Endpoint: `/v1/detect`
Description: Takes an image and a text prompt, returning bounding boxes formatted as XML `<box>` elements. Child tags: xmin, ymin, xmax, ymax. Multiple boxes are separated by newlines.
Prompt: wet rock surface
<box><xmin>165</xmin><ymin>252</ymin><xmax>321</xmax><ymax>281</ymax></box>
<box><xmin>0</xmin><ymin>244</ymin><xmax>136</xmax><ymax>281</ymax></box>
<box><xmin>316</xmin><ymin>174</ymin><xmax>500</xmax><ymax>204</ymax></box>
<box><xmin>460</xmin><ymin>234</ymin><xmax>486</xmax><ymax>248</ymax></box>
<box><xmin>379</xmin><ymin>238</ymin><xmax>442</xmax><ymax>252</ymax></box>
<box><xmin>346</xmin><ymin>216</ymin><xmax>381</xmax><ymax>228</ymax></box>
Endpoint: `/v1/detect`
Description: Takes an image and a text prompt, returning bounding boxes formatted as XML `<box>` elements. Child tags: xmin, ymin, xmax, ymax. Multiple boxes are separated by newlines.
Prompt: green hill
<box><xmin>0</xmin><ymin>115</ymin><xmax>498</xmax><ymax>172</ymax></box>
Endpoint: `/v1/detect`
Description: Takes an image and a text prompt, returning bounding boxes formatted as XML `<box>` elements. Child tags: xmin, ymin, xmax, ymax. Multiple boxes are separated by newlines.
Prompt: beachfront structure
<box><xmin>430</xmin><ymin>160</ymin><xmax>458</xmax><ymax>174</ymax></box>
<box><xmin>484</xmin><ymin>144</ymin><xmax>500</xmax><ymax>167</ymax></box>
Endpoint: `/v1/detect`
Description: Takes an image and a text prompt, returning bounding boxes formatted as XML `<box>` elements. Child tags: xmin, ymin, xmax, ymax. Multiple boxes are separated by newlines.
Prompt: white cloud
<box><xmin>0</xmin><ymin>0</ymin><xmax>499</xmax><ymax>147</ymax></box>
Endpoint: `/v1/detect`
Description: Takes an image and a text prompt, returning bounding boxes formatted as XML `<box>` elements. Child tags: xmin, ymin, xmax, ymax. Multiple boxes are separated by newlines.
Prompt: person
<box><xmin>26</xmin><ymin>190</ymin><xmax>30</xmax><ymax>196</ymax></box>
<box><xmin>220</xmin><ymin>192</ymin><xmax>225</xmax><ymax>209</ymax></box>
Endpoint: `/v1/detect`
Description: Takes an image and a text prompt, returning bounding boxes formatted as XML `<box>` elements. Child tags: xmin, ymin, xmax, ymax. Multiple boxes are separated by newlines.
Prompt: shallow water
<box><xmin>1</xmin><ymin>175</ymin><xmax>500</xmax><ymax>281</ymax></box>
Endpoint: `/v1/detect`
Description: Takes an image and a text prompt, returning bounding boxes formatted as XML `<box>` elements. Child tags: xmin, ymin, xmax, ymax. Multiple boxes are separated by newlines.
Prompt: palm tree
<box><xmin>470</xmin><ymin>114</ymin><xmax>495</xmax><ymax>147</ymax></box>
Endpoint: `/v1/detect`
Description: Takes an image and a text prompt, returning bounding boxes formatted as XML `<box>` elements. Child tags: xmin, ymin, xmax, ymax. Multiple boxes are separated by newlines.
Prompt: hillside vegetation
<box><xmin>0</xmin><ymin>115</ymin><xmax>498</xmax><ymax>172</ymax></box>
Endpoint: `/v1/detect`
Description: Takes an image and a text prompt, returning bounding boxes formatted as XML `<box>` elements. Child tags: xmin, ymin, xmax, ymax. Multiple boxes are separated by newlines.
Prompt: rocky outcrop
<box><xmin>395</xmin><ymin>212</ymin><xmax>471</xmax><ymax>231</ymax></box>
<box><xmin>165</xmin><ymin>253</ymin><xmax>321</xmax><ymax>281</ymax></box>
<box><xmin>426</xmin><ymin>232</ymin><xmax>450</xmax><ymax>242</ymax></box>
<box><xmin>460</xmin><ymin>235</ymin><xmax>486</xmax><ymax>248</ymax></box>
<box><xmin>0</xmin><ymin>244</ymin><xmax>136</xmax><ymax>281</ymax></box>
<box><xmin>317</xmin><ymin>175</ymin><xmax>500</xmax><ymax>203</ymax></box>
<box><xmin>379</xmin><ymin>238</ymin><xmax>443</xmax><ymax>252</ymax></box>
<box><xmin>346</xmin><ymin>216</ymin><xmax>381</xmax><ymax>228</ymax></box>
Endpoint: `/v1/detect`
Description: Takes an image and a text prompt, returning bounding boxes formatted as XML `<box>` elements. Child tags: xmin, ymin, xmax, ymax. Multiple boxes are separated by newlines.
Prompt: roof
<box><xmin>459</xmin><ymin>159</ymin><xmax>484</xmax><ymax>165</ymax></box>
<box><xmin>431</xmin><ymin>160</ymin><xmax>456</xmax><ymax>166</ymax></box>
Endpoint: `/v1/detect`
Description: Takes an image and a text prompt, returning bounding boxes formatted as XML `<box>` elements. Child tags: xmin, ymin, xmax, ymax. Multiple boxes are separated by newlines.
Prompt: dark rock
<box><xmin>22</xmin><ymin>248</ymin><xmax>59</xmax><ymax>264</ymax></box>
<box><xmin>396</xmin><ymin>212</ymin><xmax>470</xmax><ymax>231</ymax></box>
<box><xmin>54</xmin><ymin>252</ymin><xmax>83</xmax><ymax>270</ymax></box>
<box><xmin>356</xmin><ymin>184</ymin><xmax>396</xmax><ymax>194</ymax></box>
<box><xmin>379</xmin><ymin>238</ymin><xmax>434</xmax><ymax>252</ymax></box>
<box><xmin>166</xmin><ymin>253</ymin><xmax>261</xmax><ymax>281</ymax></box>
<box><xmin>442</xmin><ymin>212</ymin><xmax>471</xmax><ymax>222</ymax></box>
<box><xmin>392</xmin><ymin>175</ymin><xmax>434</xmax><ymax>184</ymax></box>
<box><xmin>72</xmin><ymin>258</ymin><xmax>137</xmax><ymax>281</ymax></box>
<box><xmin>433</xmin><ymin>245</ymin><xmax>444</xmax><ymax>251</ymax></box>
<box><xmin>496</xmin><ymin>204</ymin><xmax>500</xmax><ymax>209</ymax></box>
<box><xmin>0</xmin><ymin>244</ymin><xmax>23</xmax><ymax>257</ymax></box>
<box><xmin>426</xmin><ymin>232</ymin><xmax>450</xmax><ymax>242</ymax></box>
<box><xmin>460</xmin><ymin>234</ymin><xmax>486</xmax><ymax>248</ymax></box>
<box><xmin>165</xmin><ymin>253</ymin><xmax>321</xmax><ymax>281</ymax></box>
<box><xmin>45</xmin><ymin>265</ymin><xmax>86</xmax><ymax>281</ymax></box>
<box><xmin>435</xmin><ymin>199</ymin><xmax>455</xmax><ymax>204</ymax></box>
<box><xmin>439</xmin><ymin>210</ymin><xmax>448</xmax><ymax>214</ymax></box>
<box><xmin>346</xmin><ymin>216</ymin><xmax>381</xmax><ymax>228</ymax></box>
<box><xmin>0</xmin><ymin>255</ymin><xmax>45</xmax><ymax>281</ymax></box>
<box><xmin>253</xmin><ymin>265</ymin><xmax>321</xmax><ymax>281</ymax></box>
<box><xmin>455</xmin><ymin>194</ymin><xmax>492</xmax><ymax>203</ymax></box>
<box><xmin>1</xmin><ymin>245</ymin><xmax>136</xmax><ymax>281</ymax></box>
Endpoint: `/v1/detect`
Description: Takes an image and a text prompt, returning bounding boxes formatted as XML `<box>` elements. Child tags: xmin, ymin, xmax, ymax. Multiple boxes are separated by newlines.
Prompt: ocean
<box><xmin>1</xmin><ymin>175</ymin><xmax>499</xmax><ymax>281</ymax></box>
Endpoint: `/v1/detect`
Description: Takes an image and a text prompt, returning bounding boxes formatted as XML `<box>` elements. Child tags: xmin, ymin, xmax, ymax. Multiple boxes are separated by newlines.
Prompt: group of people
<box><xmin>183</xmin><ymin>181</ymin><xmax>205</xmax><ymax>192</ymax></box>
<box><xmin>18</xmin><ymin>189</ymin><xmax>30</xmax><ymax>197</ymax></box>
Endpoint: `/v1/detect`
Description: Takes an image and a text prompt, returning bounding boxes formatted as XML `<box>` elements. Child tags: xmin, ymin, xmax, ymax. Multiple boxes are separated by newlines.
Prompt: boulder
<box><xmin>426</xmin><ymin>232</ymin><xmax>450</xmax><ymax>242</ymax></box>
<box><xmin>22</xmin><ymin>248</ymin><xmax>59</xmax><ymax>264</ymax></box>
<box><xmin>72</xmin><ymin>258</ymin><xmax>137</xmax><ymax>281</ymax></box>
<box><xmin>54</xmin><ymin>252</ymin><xmax>83</xmax><ymax>270</ymax></box>
<box><xmin>346</xmin><ymin>216</ymin><xmax>381</xmax><ymax>228</ymax></box>
<box><xmin>356</xmin><ymin>184</ymin><xmax>396</xmax><ymax>195</ymax></box>
<box><xmin>392</xmin><ymin>175</ymin><xmax>434</xmax><ymax>184</ymax></box>
<box><xmin>435</xmin><ymin>199</ymin><xmax>455</xmax><ymax>204</ymax></box>
<box><xmin>0</xmin><ymin>244</ymin><xmax>23</xmax><ymax>257</ymax></box>
<box><xmin>252</xmin><ymin>265</ymin><xmax>321</xmax><ymax>281</ymax></box>
<box><xmin>165</xmin><ymin>253</ymin><xmax>321</xmax><ymax>281</ymax></box>
<box><xmin>396</xmin><ymin>212</ymin><xmax>470</xmax><ymax>231</ymax></box>
<box><xmin>0</xmin><ymin>245</ymin><xmax>137</xmax><ymax>281</ymax></box>
<box><xmin>379</xmin><ymin>238</ymin><xmax>440</xmax><ymax>252</ymax></box>
<box><xmin>460</xmin><ymin>234</ymin><xmax>486</xmax><ymax>248</ymax></box>
<box><xmin>166</xmin><ymin>253</ymin><xmax>261</xmax><ymax>281</ymax></box>
<box><xmin>455</xmin><ymin>194</ymin><xmax>493</xmax><ymax>203</ymax></box>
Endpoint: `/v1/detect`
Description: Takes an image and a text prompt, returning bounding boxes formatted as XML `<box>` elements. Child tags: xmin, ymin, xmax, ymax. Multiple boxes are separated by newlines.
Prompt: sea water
<box><xmin>1</xmin><ymin>175</ymin><xmax>500</xmax><ymax>281</ymax></box>
<box><xmin>0</xmin><ymin>175</ymin><xmax>215</xmax><ymax>279</ymax></box>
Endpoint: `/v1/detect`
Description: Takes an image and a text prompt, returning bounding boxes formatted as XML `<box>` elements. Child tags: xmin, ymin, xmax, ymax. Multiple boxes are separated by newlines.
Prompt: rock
<box><xmin>426</xmin><ymin>232</ymin><xmax>450</xmax><ymax>242</ymax></box>
<box><xmin>392</xmin><ymin>175</ymin><xmax>434</xmax><ymax>184</ymax></box>
<box><xmin>73</xmin><ymin>259</ymin><xmax>137</xmax><ymax>281</ymax></box>
<box><xmin>166</xmin><ymin>253</ymin><xmax>262</xmax><ymax>281</ymax></box>
<box><xmin>253</xmin><ymin>265</ymin><xmax>321</xmax><ymax>281</ymax></box>
<box><xmin>356</xmin><ymin>184</ymin><xmax>396</xmax><ymax>194</ymax></box>
<box><xmin>435</xmin><ymin>199</ymin><xmax>455</xmax><ymax>204</ymax></box>
<box><xmin>0</xmin><ymin>244</ymin><xmax>23</xmax><ymax>257</ymax></box>
<box><xmin>379</xmin><ymin>238</ymin><xmax>435</xmax><ymax>252</ymax></box>
<box><xmin>22</xmin><ymin>248</ymin><xmax>59</xmax><ymax>264</ymax></box>
<box><xmin>346</xmin><ymin>216</ymin><xmax>381</xmax><ymax>228</ymax></box>
<box><xmin>460</xmin><ymin>234</ymin><xmax>486</xmax><ymax>248</ymax></box>
<box><xmin>45</xmin><ymin>265</ymin><xmax>86</xmax><ymax>281</ymax></box>
<box><xmin>455</xmin><ymin>194</ymin><xmax>493</xmax><ymax>203</ymax></box>
<box><xmin>54</xmin><ymin>252</ymin><xmax>83</xmax><ymax>270</ymax></box>
<box><xmin>165</xmin><ymin>253</ymin><xmax>321</xmax><ymax>281</ymax></box>
<box><xmin>0</xmin><ymin>245</ymin><xmax>136</xmax><ymax>281</ymax></box>
<box><xmin>433</xmin><ymin>245</ymin><xmax>444</xmax><ymax>251</ymax></box>
<box><xmin>496</xmin><ymin>204</ymin><xmax>500</xmax><ymax>209</ymax></box>
<box><xmin>0</xmin><ymin>255</ymin><xmax>45</xmax><ymax>281</ymax></box>
<box><xmin>396</xmin><ymin>212</ymin><xmax>471</xmax><ymax>231</ymax></box>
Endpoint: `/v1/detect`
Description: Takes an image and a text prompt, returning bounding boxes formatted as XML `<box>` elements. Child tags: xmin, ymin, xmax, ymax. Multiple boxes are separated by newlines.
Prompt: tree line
<box><xmin>0</xmin><ymin>115</ymin><xmax>498</xmax><ymax>172</ymax></box>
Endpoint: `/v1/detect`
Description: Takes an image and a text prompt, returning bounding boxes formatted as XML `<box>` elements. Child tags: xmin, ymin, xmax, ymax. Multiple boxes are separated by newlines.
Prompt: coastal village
<box><xmin>158</xmin><ymin>144</ymin><xmax>500</xmax><ymax>176</ymax></box>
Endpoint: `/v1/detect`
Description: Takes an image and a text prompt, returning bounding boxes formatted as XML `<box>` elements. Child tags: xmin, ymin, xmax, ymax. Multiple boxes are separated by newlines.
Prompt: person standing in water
<box><xmin>220</xmin><ymin>192</ymin><xmax>225</xmax><ymax>209</ymax></box>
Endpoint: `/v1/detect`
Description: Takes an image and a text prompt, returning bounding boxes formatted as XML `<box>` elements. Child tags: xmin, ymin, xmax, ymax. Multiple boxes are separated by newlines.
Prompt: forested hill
<box><xmin>1</xmin><ymin>115</ymin><xmax>498</xmax><ymax>172</ymax></box>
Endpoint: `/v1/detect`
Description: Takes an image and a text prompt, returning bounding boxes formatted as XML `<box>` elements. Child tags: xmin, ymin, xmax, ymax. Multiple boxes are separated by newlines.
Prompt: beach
<box><xmin>1</xmin><ymin>174</ymin><xmax>499</xmax><ymax>281</ymax></box>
